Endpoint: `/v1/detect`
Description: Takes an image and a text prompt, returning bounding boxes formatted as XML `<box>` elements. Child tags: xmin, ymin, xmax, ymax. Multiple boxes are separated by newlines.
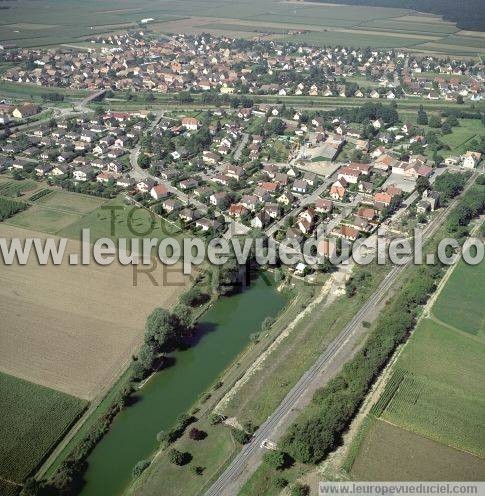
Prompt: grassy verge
<box><xmin>222</xmin><ymin>264</ymin><xmax>390</xmax><ymax>426</ymax></box>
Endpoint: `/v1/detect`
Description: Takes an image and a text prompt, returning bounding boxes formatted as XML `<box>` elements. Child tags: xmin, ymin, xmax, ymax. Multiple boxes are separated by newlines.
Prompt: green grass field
<box><xmin>130</xmin><ymin>418</ymin><xmax>236</xmax><ymax>496</ymax></box>
<box><xmin>0</xmin><ymin>372</ymin><xmax>87</xmax><ymax>484</ymax></box>
<box><xmin>36</xmin><ymin>190</ymin><xmax>106</xmax><ymax>214</ymax></box>
<box><xmin>440</xmin><ymin>119</ymin><xmax>485</xmax><ymax>157</ymax></box>
<box><xmin>4</xmin><ymin>190</ymin><xmax>105</xmax><ymax>235</ymax></box>
<box><xmin>7</xmin><ymin>191</ymin><xmax>106</xmax><ymax>234</ymax></box>
<box><xmin>238</xmin><ymin>460</ymin><xmax>307</xmax><ymax>496</ymax></box>
<box><xmin>433</xmin><ymin>259</ymin><xmax>485</xmax><ymax>335</ymax></box>
<box><xmin>5</xmin><ymin>203</ymin><xmax>84</xmax><ymax>234</ymax></box>
<box><xmin>348</xmin><ymin>258</ymin><xmax>485</xmax><ymax>479</ymax></box>
<box><xmin>57</xmin><ymin>197</ymin><xmax>182</xmax><ymax>242</ymax></box>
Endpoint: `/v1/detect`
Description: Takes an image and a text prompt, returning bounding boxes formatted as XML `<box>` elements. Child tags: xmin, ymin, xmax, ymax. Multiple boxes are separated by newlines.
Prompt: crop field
<box><xmin>433</xmin><ymin>259</ymin><xmax>485</xmax><ymax>335</ymax></box>
<box><xmin>3</xmin><ymin>190</ymin><xmax>181</xmax><ymax>243</ymax></box>
<box><xmin>5</xmin><ymin>203</ymin><xmax>84</xmax><ymax>233</ymax></box>
<box><xmin>35</xmin><ymin>190</ymin><xmax>107</xmax><ymax>213</ymax></box>
<box><xmin>0</xmin><ymin>0</ymin><xmax>483</xmax><ymax>55</ymax></box>
<box><xmin>0</xmin><ymin>178</ymin><xmax>37</xmax><ymax>197</ymax></box>
<box><xmin>351</xmin><ymin>419</ymin><xmax>485</xmax><ymax>481</ymax></box>
<box><xmin>347</xmin><ymin>258</ymin><xmax>485</xmax><ymax>479</ymax></box>
<box><xmin>0</xmin><ymin>372</ymin><xmax>87</xmax><ymax>485</ymax></box>
<box><xmin>0</xmin><ymin>223</ymin><xmax>188</xmax><ymax>400</ymax></box>
<box><xmin>371</xmin><ymin>314</ymin><xmax>485</xmax><ymax>456</ymax></box>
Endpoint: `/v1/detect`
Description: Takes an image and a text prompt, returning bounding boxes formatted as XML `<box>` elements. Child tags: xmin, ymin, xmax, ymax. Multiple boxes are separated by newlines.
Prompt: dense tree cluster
<box><xmin>311</xmin><ymin>0</ymin><xmax>485</xmax><ymax>31</ymax></box>
<box><xmin>434</xmin><ymin>171</ymin><xmax>469</xmax><ymax>202</ymax></box>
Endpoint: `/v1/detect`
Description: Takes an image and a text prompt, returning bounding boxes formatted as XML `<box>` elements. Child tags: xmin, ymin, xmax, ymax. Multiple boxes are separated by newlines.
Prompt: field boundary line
<box><xmin>377</xmin><ymin>418</ymin><xmax>485</xmax><ymax>460</ymax></box>
<box><xmin>428</xmin><ymin>314</ymin><xmax>483</xmax><ymax>341</ymax></box>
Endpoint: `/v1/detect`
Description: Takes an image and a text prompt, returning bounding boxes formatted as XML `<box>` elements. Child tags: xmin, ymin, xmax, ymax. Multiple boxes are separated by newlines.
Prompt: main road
<box><xmin>205</xmin><ymin>172</ymin><xmax>477</xmax><ymax>496</ymax></box>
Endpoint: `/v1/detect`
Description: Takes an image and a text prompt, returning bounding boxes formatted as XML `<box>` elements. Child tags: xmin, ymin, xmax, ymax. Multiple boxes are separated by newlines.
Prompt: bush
<box><xmin>261</xmin><ymin>316</ymin><xmax>275</xmax><ymax>332</ymax></box>
<box><xmin>232</xmin><ymin>428</ymin><xmax>251</xmax><ymax>445</ymax></box>
<box><xmin>132</xmin><ymin>459</ymin><xmax>150</xmax><ymax>479</ymax></box>
<box><xmin>189</xmin><ymin>427</ymin><xmax>207</xmax><ymax>441</ymax></box>
<box><xmin>158</xmin><ymin>414</ymin><xmax>196</xmax><ymax>446</ymax></box>
<box><xmin>273</xmin><ymin>476</ymin><xmax>288</xmax><ymax>488</ymax></box>
<box><xmin>192</xmin><ymin>465</ymin><xmax>205</xmax><ymax>476</ymax></box>
<box><xmin>0</xmin><ymin>196</ymin><xmax>27</xmax><ymax>221</ymax></box>
<box><xmin>209</xmin><ymin>413</ymin><xmax>223</xmax><ymax>425</ymax></box>
<box><xmin>168</xmin><ymin>449</ymin><xmax>191</xmax><ymax>466</ymax></box>
<box><xmin>291</xmin><ymin>483</ymin><xmax>310</xmax><ymax>496</ymax></box>
<box><xmin>263</xmin><ymin>450</ymin><xmax>292</xmax><ymax>470</ymax></box>
<box><xmin>29</xmin><ymin>189</ymin><xmax>52</xmax><ymax>202</ymax></box>
<box><xmin>180</xmin><ymin>287</ymin><xmax>210</xmax><ymax>307</ymax></box>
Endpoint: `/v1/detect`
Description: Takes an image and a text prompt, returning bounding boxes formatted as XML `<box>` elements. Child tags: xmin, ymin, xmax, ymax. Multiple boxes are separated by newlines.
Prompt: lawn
<box><xmin>0</xmin><ymin>372</ymin><xmax>87</xmax><ymax>485</ymax></box>
<box><xmin>5</xmin><ymin>203</ymin><xmax>83</xmax><ymax>234</ymax></box>
<box><xmin>440</xmin><ymin>118</ymin><xmax>485</xmax><ymax>156</ymax></box>
<box><xmin>58</xmin><ymin>197</ymin><xmax>182</xmax><ymax>242</ymax></box>
<box><xmin>35</xmin><ymin>190</ymin><xmax>107</xmax><ymax>214</ymax></box>
<box><xmin>130</xmin><ymin>419</ymin><xmax>236</xmax><ymax>496</ymax></box>
<box><xmin>433</xmin><ymin>259</ymin><xmax>485</xmax><ymax>335</ymax></box>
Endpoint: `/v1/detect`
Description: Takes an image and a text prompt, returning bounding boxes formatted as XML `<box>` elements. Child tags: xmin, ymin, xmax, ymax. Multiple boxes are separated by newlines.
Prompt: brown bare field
<box><xmin>0</xmin><ymin>224</ymin><xmax>188</xmax><ymax>401</ymax></box>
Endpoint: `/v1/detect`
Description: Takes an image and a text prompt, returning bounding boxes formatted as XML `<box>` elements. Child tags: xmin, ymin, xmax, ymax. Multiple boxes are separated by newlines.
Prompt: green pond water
<box><xmin>79</xmin><ymin>274</ymin><xmax>286</xmax><ymax>496</ymax></box>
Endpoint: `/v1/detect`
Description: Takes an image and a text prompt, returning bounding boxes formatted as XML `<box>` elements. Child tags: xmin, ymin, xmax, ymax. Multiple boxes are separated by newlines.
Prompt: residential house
<box><xmin>315</xmin><ymin>198</ymin><xmax>333</xmax><ymax>214</ymax></box>
<box><xmin>181</xmin><ymin>117</ymin><xmax>199</xmax><ymax>131</ymax></box>
<box><xmin>210</xmin><ymin>192</ymin><xmax>230</xmax><ymax>208</ymax></box>
<box><xmin>179</xmin><ymin>178</ymin><xmax>198</xmax><ymax>190</ymax></box>
<box><xmin>462</xmin><ymin>151</ymin><xmax>481</xmax><ymax>169</ymax></box>
<box><xmin>228</xmin><ymin>203</ymin><xmax>248</xmax><ymax>219</ymax></box>
<box><xmin>251</xmin><ymin>211</ymin><xmax>270</xmax><ymax>229</ymax></box>
<box><xmin>330</xmin><ymin>178</ymin><xmax>348</xmax><ymax>200</ymax></box>
<box><xmin>292</xmin><ymin>179</ymin><xmax>308</xmax><ymax>194</ymax></box>
<box><xmin>137</xmin><ymin>178</ymin><xmax>156</xmax><ymax>193</ymax></box>
<box><xmin>196</xmin><ymin>218</ymin><xmax>221</xmax><ymax>232</ymax></box>
<box><xmin>150</xmin><ymin>185</ymin><xmax>170</xmax><ymax>200</ymax></box>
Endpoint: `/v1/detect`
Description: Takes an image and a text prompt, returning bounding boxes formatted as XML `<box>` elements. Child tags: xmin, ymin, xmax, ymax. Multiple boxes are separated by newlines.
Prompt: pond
<box><xmin>79</xmin><ymin>273</ymin><xmax>286</xmax><ymax>496</ymax></box>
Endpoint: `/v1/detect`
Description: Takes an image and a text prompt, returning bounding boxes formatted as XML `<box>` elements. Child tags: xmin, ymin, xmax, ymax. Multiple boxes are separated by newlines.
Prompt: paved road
<box><xmin>265</xmin><ymin>173</ymin><xmax>337</xmax><ymax>237</ymax></box>
<box><xmin>234</xmin><ymin>132</ymin><xmax>249</xmax><ymax>161</ymax></box>
<box><xmin>205</xmin><ymin>173</ymin><xmax>477</xmax><ymax>496</ymax></box>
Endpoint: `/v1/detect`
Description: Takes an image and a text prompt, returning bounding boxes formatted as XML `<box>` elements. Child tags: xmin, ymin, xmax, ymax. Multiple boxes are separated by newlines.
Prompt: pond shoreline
<box><xmin>75</xmin><ymin>272</ymin><xmax>287</xmax><ymax>496</ymax></box>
